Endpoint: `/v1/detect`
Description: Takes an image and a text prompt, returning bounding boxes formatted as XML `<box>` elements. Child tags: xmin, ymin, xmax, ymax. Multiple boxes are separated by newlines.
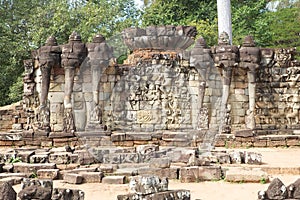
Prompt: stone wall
<box><xmin>0</xmin><ymin>25</ymin><xmax>299</xmax><ymax>148</ymax></box>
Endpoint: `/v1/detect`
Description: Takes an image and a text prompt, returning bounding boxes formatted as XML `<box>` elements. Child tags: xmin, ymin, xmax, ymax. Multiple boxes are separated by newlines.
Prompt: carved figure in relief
<box><xmin>167</xmin><ymin>95</ymin><xmax>181</xmax><ymax>125</ymax></box>
<box><xmin>211</xmin><ymin>32</ymin><xmax>238</xmax><ymax>133</ymax></box>
<box><xmin>197</xmin><ymin>107</ymin><xmax>209</xmax><ymax>130</ymax></box>
<box><xmin>86</xmin><ymin>34</ymin><xmax>113</xmax><ymax>126</ymax></box>
<box><xmin>61</xmin><ymin>31</ymin><xmax>87</xmax><ymax>133</ymax></box>
<box><xmin>36</xmin><ymin>36</ymin><xmax>61</xmax><ymax>132</ymax></box>
<box><xmin>239</xmin><ymin>36</ymin><xmax>261</xmax><ymax>130</ymax></box>
<box><xmin>61</xmin><ymin>31</ymin><xmax>87</xmax><ymax>109</ymax></box>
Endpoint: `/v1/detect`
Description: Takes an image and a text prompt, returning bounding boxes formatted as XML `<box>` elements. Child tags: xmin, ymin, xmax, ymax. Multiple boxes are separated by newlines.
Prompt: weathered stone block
<box><xmin>0</xmin><ymin>176</ymin><xmax>23</xmax><ymax>185</ymax></box>
<box><xmin>117</xmin><ymin>189</ymin><xmax>191</xmax><ymax>200</ymax></box>
<box><xmin>64</xmin><ymin>173</ymin><xmax>83</xmax><ymax>184</ymax></box>
<box><xmin>37</xmin><ymin>169</ymin><xmax>59</xmax><ymax>180</ymax></box>
<box><xmin>111</xmin><ymin>132</ymin><xmax>126</xmax><ymax>142</ymax></box>
<box><xmin>244</xmin><ymin>152</ymin><xmax>262</xmax><ymax>165</ymax></box>
<box><xmin>138</xmin><ymin>167</ymin><xmax>179</xmax><ymax>179</ymax></box>
<box><xmin>180</xmin><ymin>166</ymin><xmax>222</xmax><ymax>182</ymax></box>
<box><xmin>13</xmin><ymin>163</ymin><xmax>56</xmax><ymax>174</ymax></box>
<box><xmin>30</xmin><ymin>154</ymin><xmax>49</xmax><ymax>163</ymax></box>
<box><xmin>149</xmin><ymin>157</ymin><xmax>170</xmax><ymax>168</ymax></box>
<box><xmin>0</xmin><ymin>182</ymin><xmax>16</xmax><ymax>200</ymax></box>
<box><xmin>126</xmin><ymin>132</ymin><xmax>152</xmax><ymax>141</ymax></box>
<box><xmin>49</xmin><ymin>152</ymin><xmax>72</xmax><ymax>164</ymax></box>
<box><xmin>19</xmin><ymin>179</ymin><xmax>53</xmax><ymax>200</ymax></box>
<box><xmin>52</xmin><ymin>188</ymin><xmax>85</xmax><ymax>200</ymax></box>
<box><xmin>225</xmin><ymin>168</ymin><xmax>268</xmax><ymax>183</ymax></box>
<box><xmin>102</xmin><ymin>175</ymin><xmax>126</xmax><ymax>184</ymax></box>
<box><xmin>80</xmin><ymin>172</ymin><xmax>104</xmax><ymax>183</ymax></box>
<box><xmin>129</xmin><ymin>175</ymin><xmax>168</xmax><ymax>195</ymax></box>
<box><xmin>77</xmin><ymin>150</ymin><xmax>96</xmax><ymax>165</ymax></box>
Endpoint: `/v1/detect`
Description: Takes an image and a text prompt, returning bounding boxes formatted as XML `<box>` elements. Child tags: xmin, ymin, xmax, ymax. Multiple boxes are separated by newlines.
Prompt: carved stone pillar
<box><xmin>86</xmin><ymin>34</ymin><xmax>113</xmax><ymax>128</ymax></box>
<box><xmin>61</xmin><ymin>32</ymin><xmax>87</xmax><ymax>133</ymax></box>
<box><xmin>212</xmin><ymin>32</ymin><xmax>238</xmax><ymax>133</ymax></box>
<box><xmin>190</xmin><ymin>37</ymin><xmax>212</xmax><ymax>130</ymax></box>
<box><xmin>36</xmin><ymin>36</ymin><xmax>61</xmax><ymax>132</ymax></box>
<box><xmin>239</xmin><ymin>36</ymin><xmax>260</xmax><ymax>129</ymax></box>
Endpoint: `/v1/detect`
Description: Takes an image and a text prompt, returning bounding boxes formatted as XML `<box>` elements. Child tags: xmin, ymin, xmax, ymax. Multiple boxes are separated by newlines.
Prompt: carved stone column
<box><xmin>36</xmin><ymin>36</ymin><xmax>61</xmax><ymax>132</ymax></box>
<box><xmin>190</xmin><ymin>37</ymin><xmax>212</xmax><ymax>130</ymax></box>
<box><xmin>86</xmin><ymin>34</ymin><xmax>113</xmax><ymax>128</ymax></box>
<box><xmin>239</xmin><ymin>36</ymin><xmax>260</xmax><ymax>129</ymax></box>
<box><xmin>212</xmin><ymin>32</ymin><xmax>238</xmax><ymax>133</ymax></box>
<box><xmin>61</xmin><ymin>32</ymin><xmax>87</xmax><ymax>133</ymax></box>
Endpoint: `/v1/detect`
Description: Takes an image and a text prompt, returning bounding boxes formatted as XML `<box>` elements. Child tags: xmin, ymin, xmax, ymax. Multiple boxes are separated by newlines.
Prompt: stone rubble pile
<box><xmin>117</xmin><ymin>175</ymin><xmax>191</xmax><ymax>200</ymax></box>
<box><xmin>0</xmin><ymin>179</ymin><xmax>84</xmax><ymax>200</ymax></box>
<box><xmin>258</xmin><ymin>178</ymin><xmax>300</xmax><ymax>200</ymax></box>
<box><xmin>0</xmin><ymin>144</ymin><xmax>265</xmax><ymax>188</ymax></box>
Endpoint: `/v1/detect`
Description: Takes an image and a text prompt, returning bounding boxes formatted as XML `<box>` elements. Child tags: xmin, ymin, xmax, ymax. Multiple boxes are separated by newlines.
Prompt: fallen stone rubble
<box><xmin>258</xmin><ymin>178</ymin><xmax>300</xmax><ymax>200</ymax></box>
<box><xmin>0</xmin><ymin>179</ymin><xmax>84</xmax><ymax>200</ymax></box>
<box><xmin>0</xmin><ymin>145</ymin><xmax>265</xmax><ymax>186</ymax></box>
<box><xmin>117</xmin><ymin>175</ymin><xmax>191</xmax><ymax>200</ymax></box>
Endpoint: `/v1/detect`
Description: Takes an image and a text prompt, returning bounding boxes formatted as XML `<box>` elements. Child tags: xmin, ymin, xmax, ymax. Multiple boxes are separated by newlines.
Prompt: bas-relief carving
<box><xmin>35</xmin><ymin>36</ymin><xmax>61</xmax><ymax>132</ymax></box>
<box><xmin>20</xmin><ymin>26</ymin><xmax>300</xmax><ymax>137</ymax></box>
<box><xmin>212</xmin><ymin>32</ymin><xmax>238</xmax><ymax>133</ymax></box>
<box><xmin>239</xmin><ymin>36</ymin><xmax>261</xmax><ymax>130</ymax></box>
<box><xmin>85</xmin><ymin>34</ymin><xmax>113</xmax><ymax>129</ymax></box>
<box><xmin>107</xmin><ymin>54</ymin><xmax>199</xmax><ymax>131</ymax></box>
<box><xmin>61</xmin><ymin>32</ymin><xmax>87</xmax><ymax>133</ymax></box>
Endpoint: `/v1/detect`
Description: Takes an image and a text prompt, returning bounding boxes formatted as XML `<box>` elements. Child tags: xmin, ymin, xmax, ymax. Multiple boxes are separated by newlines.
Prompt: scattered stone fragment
<box><xmin>18</xmin><ymin>179</ymin><xmax>53</xmax><ymax>200</ymax></box>
<box><xmin>244</xmin><ymin>151</ymin><xmax>262</xmax><ymax>165</ymax></box>
<box><xmin>52</xmin><ymin>188</ymin><xmax>85</xmax><ymax>200</ymax></box>
<box><xmin>265</xmin><ymin>178</ymin><xmax>287</xmax><ymax>199</ymax></box>
<box><xmin>287</xmin><ymin>178</ymin><xmax>300</xmax><ymax>199</ymax></box>
<box><xmin>129</xmin><ymin>175</ymin><xmax>168</xmax><ymax>195</ymax></box>
<box><xmin>0</xmin><ymin>182</ymin><xmax>16</xmax><ymax>200</ymax></box>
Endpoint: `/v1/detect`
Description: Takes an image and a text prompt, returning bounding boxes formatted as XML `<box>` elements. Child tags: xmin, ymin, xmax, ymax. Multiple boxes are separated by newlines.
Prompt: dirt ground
<box><xmin>13</xmin><ymin>147</ymin><xmax>300</xmax><ymax>200</ymax></box>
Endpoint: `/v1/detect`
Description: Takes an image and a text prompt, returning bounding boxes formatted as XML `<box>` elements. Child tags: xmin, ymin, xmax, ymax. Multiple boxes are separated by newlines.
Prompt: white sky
<box><xmin>134</xmin><ymin>0</ymin><xmax>144</xmax><ymax>9</ymax></box>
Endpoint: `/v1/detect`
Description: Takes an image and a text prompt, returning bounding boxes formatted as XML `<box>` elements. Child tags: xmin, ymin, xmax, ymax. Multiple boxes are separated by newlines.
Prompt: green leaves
<box><xmin>0</xmin><ymin>0</ymin><xmax>140</xmax><ymax>106</ymax></box>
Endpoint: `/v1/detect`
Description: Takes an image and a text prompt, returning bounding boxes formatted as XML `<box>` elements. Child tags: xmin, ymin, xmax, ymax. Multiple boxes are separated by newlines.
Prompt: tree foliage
<box><xmin>141</xmin><ymin>0</ymin><xmax>271</xmax><ymax>46</ymax></box>
<box><xmin>0</xmin><ymin>0</ymin><xmax>140</xmax><ymax>106</ymax></box>
<box><xmin>266</xmin><ymin>1</ymin><xmax>300</xmax><ymax>50</ymax></box>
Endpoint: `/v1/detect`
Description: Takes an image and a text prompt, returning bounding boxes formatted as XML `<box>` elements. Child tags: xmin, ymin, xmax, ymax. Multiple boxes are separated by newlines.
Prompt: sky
<box><xmin>134</xmin><ymin>0</ymin><xmax>144</xmax><ymax>9</ymax></box>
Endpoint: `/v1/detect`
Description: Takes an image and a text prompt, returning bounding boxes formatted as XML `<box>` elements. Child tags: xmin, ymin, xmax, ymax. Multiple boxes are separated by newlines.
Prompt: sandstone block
<box><xmin>225</xmin><ymin>168</ymin><xmax>268</xmax><ymax>183</ymax></box>
<box><xmin>13</xmin><ymin>163</ymin><xmax>56</xmax><ymax>174</ymax></box>
<box><xmin>102</xmin><ymin>175</ymin><xmax>126</xmax><ymax>184</ymax></box>
<box><xmin>244</xmin><ymin>152</ymin><xmax>262</xmax><ymax>165</ymax></box>
<box><xmin>49</xmin><ymin>152</ymin><xmax>71</xmax><ymax>164</ymax></box>
<box><xmin>79</xmin><ymin>172</ymin><xmax>104</xmax><ymax>183</ymax></box>
<box><xmin>37</xmin><ymin>169</ymin><xmax>59</xmax><ymax>180</ymax></box>
<box><xmin>129</xmin><ymin>175</ymin><xmax>168</xmax><ymax>195</ymax></box>
<box><xmin>64</xmin><ymin>173</ymin><xmax>83</xmax><ymax>184</ymax></box>
<box><xmin>180</xmin><ymin>166</ymin><xmax>222</xmax><ymax>183</ymax></box>
<box><xmin>149</xmin><ymin>157</ymin><xmax>170</xmax><ymax>168</ymax></box>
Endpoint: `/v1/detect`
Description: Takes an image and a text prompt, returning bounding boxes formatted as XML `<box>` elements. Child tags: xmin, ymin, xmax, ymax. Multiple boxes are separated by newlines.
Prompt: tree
<box><xmin>0</xmin><ymin>0</ymin><xmax>140</xmax><ymax>106</ymax></box>
<box><xmin>231</xmin><ymin>0</ymin><xmax>272</xmax><ymax>46</ymax></box>
<box><xmin>141</xmin><ymin>0</ymin><xmax>271</xmax><ymax>46</ymax></box>
<box><xmin>266</xmin><ymin>1</ymin><xmax>300</xmax><ymax>50</ymax></box>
